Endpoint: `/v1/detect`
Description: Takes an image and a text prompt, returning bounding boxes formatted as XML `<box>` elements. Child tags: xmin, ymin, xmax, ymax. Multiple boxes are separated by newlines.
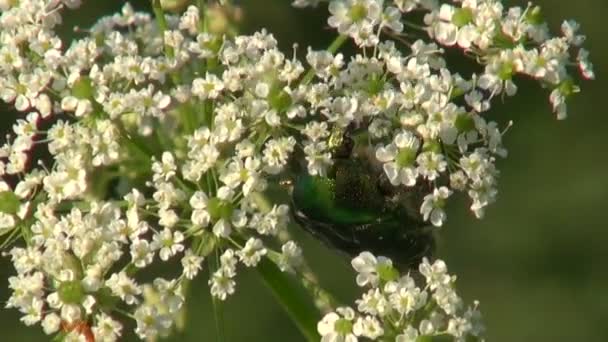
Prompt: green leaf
<box><xmin>0</xmin><ymin>191</ymin><xmax>20</xmax><ymax>215</ymax></box>
<box><xmin>257</xmin><ymin>258</ymin><xmax>321</xmax><ymax>342</ymax></box>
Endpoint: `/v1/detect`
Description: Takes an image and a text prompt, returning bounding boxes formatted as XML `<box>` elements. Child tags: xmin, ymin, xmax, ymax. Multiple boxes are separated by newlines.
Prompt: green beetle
<box><xmin>291</xmin><ymin>126</ymin><xmax>435</xmax><ymax>270</ymax></box>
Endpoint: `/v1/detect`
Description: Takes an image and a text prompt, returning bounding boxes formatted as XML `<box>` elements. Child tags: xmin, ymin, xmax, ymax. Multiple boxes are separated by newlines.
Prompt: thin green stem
<box><xmin>0</xmin><ymin>226</ymin><xmax>23</xmax><ymax>250</ymax></box>
<box><xmin>151</xmin><ymin>0</ymin><xmax>181</xmax><ymax>84</ymax></box>
<box><xmin>268</xmin><ymin>250</ymin><xmax>337</xmax><ymax>313</ymax></box>
<box><xmin>252</xmin><ymin>192</ymin><xmax>338</xmax><ymax>313</ymax></box>
<box><xmin>257</xmin><ymin>258</ymin><xmax>320</xmax><ymax>342</ymax></box>
<box><xmin>151</xmin><ymin>0</ymin><xmax>174</xmax><ymax>59</ymax></box>
<box><xmin>209</xmin><ymin>253</ymin><xmax>227</xmax><ymax>342</ymax></box>
<box><xmin>276</xmin><ymin>231</ymin><xmax>335</xmax><ymax>313</ymax></box>
<box><xmin>197</xmin><ymin>0</ymin><xmax>208</xmax><ymax>33</ymax></box>
<box><xmin>115</xmin><ymin>123</ymin><xmax>155</xmax><ymax>166</ymax></box>
<box><xmin>403</xmin><ymin>20</ymin><xmax>427</xmax><ymax>32</ymax></box>
<box><xmin>54</xmin><ymin>200</ymin><xmax>129</xmax><ymax>213</ymax></box>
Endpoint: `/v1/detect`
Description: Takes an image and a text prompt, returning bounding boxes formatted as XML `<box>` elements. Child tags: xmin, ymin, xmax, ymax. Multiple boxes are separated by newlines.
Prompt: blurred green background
<box><xmin>0</xmin><ymin>0</ymin><xmax>606</xmax><ymax>340</ymax></box>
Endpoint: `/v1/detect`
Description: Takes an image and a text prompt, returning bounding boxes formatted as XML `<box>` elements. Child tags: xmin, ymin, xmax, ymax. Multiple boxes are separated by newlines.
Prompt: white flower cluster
<box><xmin>293</xmin><ymin>0</ymin><xmax>593</xmax><ymax>224</ymax></box>
<box><xmin>318</xmin><ymin>252</ymin><xmax>484</xmax><ymax>341</ymax></box>
<box><xmin>0</xmin><ymin>0</ymin><xmax>593</xmax><ymax>340</ymax></box>
<box><xmin>0</xmin><ymin>1</ymin><xmax>305</xmax><ymax>339</ymax></box>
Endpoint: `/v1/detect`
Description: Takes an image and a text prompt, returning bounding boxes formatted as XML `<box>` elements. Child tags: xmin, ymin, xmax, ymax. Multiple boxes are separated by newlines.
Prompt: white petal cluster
<box><xmin>3</xmin><ymin>201</ymin><xmax>188</xmax><ymax>341</ymax></box>
<box><xmin>317</xmin><ymin>252</ymin><xmax>485</xmax><ymax>341</ymax></box>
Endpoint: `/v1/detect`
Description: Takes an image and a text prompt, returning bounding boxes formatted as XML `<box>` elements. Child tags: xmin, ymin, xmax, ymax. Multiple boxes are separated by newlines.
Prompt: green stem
<box><xmin>151</xmin><ymin>0</ymin><xmax>174</xmax><ymax>59</ymax></box>
<box><xmin>257</xmin><ymin>258</ymin><xmax>320</xmax><ymax>342</ymax></box>
<box><xmin>299</xmin><ymin>34</ymin><xmax>348</xmax><ymax>86</ymax></box>
<box><xmin>251</xmin><ymin>192</ymin><xmax>337</xmax><ymax>309</ymax></box>
<box><xmin>294</xmin><ymin>260</ymin><xmax>336</xmax><ymax>313</ymax></box>
<box><xmin>403</xmin><ymin>20</ymin><xmax>427</xmax><ymax>32</ymax></box>
<box><xmin>275</xmin><ymin>232</ymin><xmax>335</xmax><ymax>313</ymax></box>
<box><xmin>151</xmin><ymin>0</ymin><xmax>181</xmax><ymax>84</ymax></box>
<box><xmin>208</xmin><ymin>254</ymin><xmax>227</xmax><ymax>342</ymax></box>
<box><xmin>54</xmin><ymin>200</ymin><xmax>131</xmax><ymax>214</ymax></box>
<box><xmin>252</xmin><ymin>191</ymin><xmax>337</xmax><ymax>331</ymax></box>
<box><xmin>0</xmin><ymin>225</ymin><xmax>23</xmax><ymax>250</ymax></box>
<box><xmin>180</xmin><ymin>101</ymin><xmax>197</xmax><ymax>135</ymax></box>
<box><xmin>197</xmin><ymin>0</ymin><xmax>208</xmax><ymax>33</ymax></box>
<box><xmin>115</xmin><ymin>123</ymin><xmax>155</xmax><ymax>165</ymax></box>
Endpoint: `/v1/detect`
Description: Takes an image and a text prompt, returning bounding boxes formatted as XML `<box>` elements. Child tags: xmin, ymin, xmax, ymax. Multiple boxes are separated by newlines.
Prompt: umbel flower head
<box><xmin>0</xmin><ymin>0</ymin><xmax>593</xmax><ymax>340</ymax></box>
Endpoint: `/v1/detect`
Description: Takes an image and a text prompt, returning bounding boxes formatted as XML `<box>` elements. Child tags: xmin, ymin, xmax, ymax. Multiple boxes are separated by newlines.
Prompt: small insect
<box><xmin>291</xmin><ymin>124</ymin><xmax>435</xmax><ymax>270</ymax></box>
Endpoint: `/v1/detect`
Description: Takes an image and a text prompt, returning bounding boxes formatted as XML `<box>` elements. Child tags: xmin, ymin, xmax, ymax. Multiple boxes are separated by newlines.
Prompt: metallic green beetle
<box><xmin>291</xmin><ymin>125</ymin><xmax>435</xmax><ymax>270</ymax></box>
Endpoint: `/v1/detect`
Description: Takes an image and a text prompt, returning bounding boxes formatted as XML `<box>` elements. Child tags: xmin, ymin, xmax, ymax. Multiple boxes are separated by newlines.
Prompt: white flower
<box><xmin>577</xmin><ymin>48</ymin><xmax>595</xmax><ymax>80</ymax></box>
<box><xmin>41</xmin><ymin>313</ymin><xmax>61</xmax><ymax>335</ymax></box>
<box><xmin>376</xmin><ymin>130</ymin><xmax>420</xmax><ymax>186</ymax></box>
<box><xmin>302</xmin><ymin>121</ymin><xmax>331</xmax><ymax>141</ymax></box>
<box><xmin>262</xmin><ymin>136</ymin><xmax>296</xmax><ymax>174</ymax></box>
<box><xmin>134</xmin><ymin>304</ymin><xmax>172</xmax><ymax>340</ymax></box>
<box><xmin>179</xmin><ymin>5</ymin><xmax>200</xmax><ymax>35</ymax></box>
<box><xmin>212</xmin><ymin>218</ymin><xmax>232</xmax><ymax>238</ymax></box>
<box><xmin>388</xmin><ymin>276</ymin><xmax>428</xmax><ymax>315</ymax></box>
<box><xmin>396</xmin><ymin>326</ymin><xmax>419</xmax><ymax>342</ymax></box>
<box><xmin>549</xmin><ymin>87</ymin><xmax>568</xmax><ymax>120</ymax></box>
<box><xmin>306</xmin><ymin>49</ymin><xmax>344</xmax><ymax>80</ymax></box>
<box><xmin>219</xmin><ymin>157</ymin><xmax>263</xmax><ymax>196</ymax></box>
<box><xmin>181</xmin><ymin>249</ymin><xmax>204</xmax><ymax>279</ymax></box>
<box><xmin>92</xmin><ymin>312</ymin><xmax>123</xmax><ymax>342</ymax></box>
<box><xmin>152</xmin><ymin>152</ymin><xmax>177</xmax><ymax>182</ymax></box>
<box><xmin>278</xmin><ymin>241</ymin><xmax>303</xmax><ymax>273</ymax></box>
<box><xmin>236</xmin><ymin>237</ymin><xmax>267</xmax><ymax>267</ymax></box>
<box><xmin>249</xmin><ymin>204</ymin><xmax>290</xmax><ymax>236</ymax></box>
<box><xmin>416</xmin><ymin>151</ymin><xmax>447</xmax><ymax>181</ymax></box>
<box><xmin>220</xmin><ymin>249</ymin><xmax>238</xmax><ymax>276</ymax></box>
<box><xmin>189</xmin><ymin>190</ymin><xmax>211</xmax><ymax>227</ymax></box>
<box><xmin>418</xmin><ymin>257</ymin><xmax>452</xmax><ymax>291</ymax></box>
<box><xmin>304</xmin><ymin>141</ymin><xmax>333</xmax><ymax>176</ymax></box>
<box><xmin>158</xmin><ymin>208</ymin><xmax>179</xmax><ymax>228</ymax></box>
<box><xmin>209</xmin><ymin>267</ymin><xmax>236</xmax><ymax>300</ymax></box>
<box><xmin>351</xmin><ymin>252</ymin><xmax>393</xmax><ymax>287</ymax></box>
<box><xmin>106</xmin><ymin>272</ymin><xmax>141</xmax><ymax>305</ymax></box>
<box><xmin>61</xmin><ymin>96</ymin><xmax>93</xmax><ymax>117</ymax></box>
<box><xmin>465</xmin><ymin>90</ymin><xmax>489</xmax><ymax>112</ymax></box>
<box><xmin>192</xmin><ymin>72</ymin><xmax>224</xmax><ymax>99</ymax></box>
<box><xmin>382</xmin><ymin>6</ymin><xmax>403</xmax><ymax>32</ymax></box>
<box><xmin>317</xmin><ymin>306</ymin><xmax>357</xmax><ymax>342</ymax></box>
<box><xmin>447</xmin><ymin>316</ymin><xmax>472</xmax><ymax>338</ymax></box>
<box><xmin>328</xmin><ymin>0</ymin><xmax>382</xmax><ymax>34</ymax></box>
<box><xmin>20</xmin><ymin>296</ymin><xmax>43</xmax><ymax>325</ymax></box>
<box><xmin>429</xmin><ymin>5</ymin><xmax>458</xmax><ymax>46</ymax></box>
<box><xmin>130</xmin><ymin>239</ymin><xmax>154</xmax><ymax>268</ymax></box>
<box><xmin>434</xmin><ymin>285</ymin><xmax>462</xmax><ymax>315</ymax></box>
<box><xmin>561</xmin><ymin>20</ymin><xmax>586</xmax><ymax>46</ymax></box>
<box><xmin>353</xmin><ymin>315</ymin><xmax>383</xmax><ymax>339</ymax></box>
<box><xmin>0</xmin><ymin>212</ymin><xmax>16</xmax><ymax>230</ymax></box>
<box><xmin>356</xmin><ymin>288</ymin><xmax>388</xmax><ymax>316</ymax></box>
<box><xmin>420</xmin><ymin>186</ymin><xmax>451</xmax><ymax>226</ymax></box>
<box><xmin>152</xmin><ymin>228</ymin><xmax>185</xmax><ymax>261</ymax></box>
